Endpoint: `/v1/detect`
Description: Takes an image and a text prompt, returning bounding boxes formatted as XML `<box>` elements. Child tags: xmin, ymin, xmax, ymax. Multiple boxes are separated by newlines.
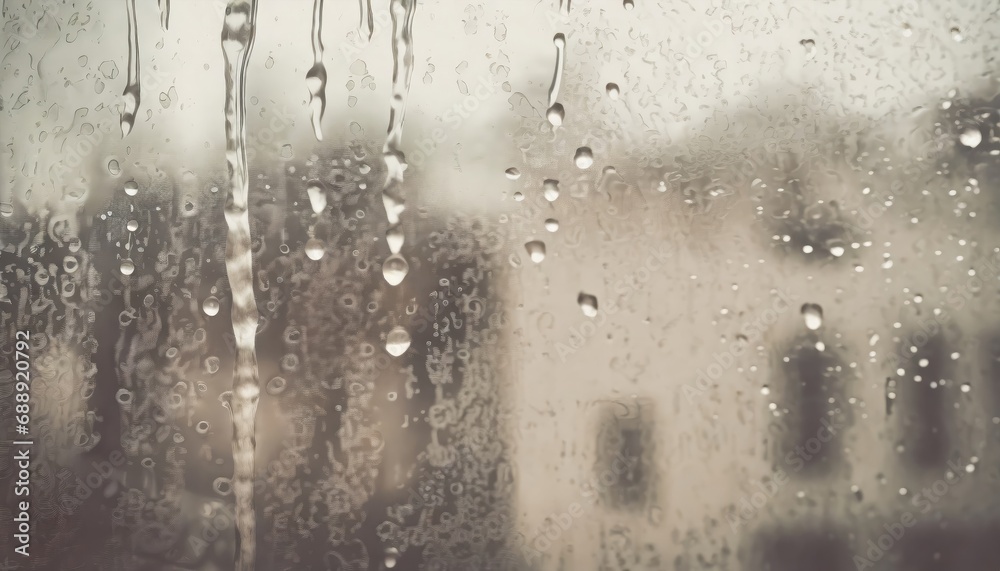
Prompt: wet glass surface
<box><xmin>2</xmin><ymin>0</ymin><xmax>1000</xmax><ymax>570</ymax></box>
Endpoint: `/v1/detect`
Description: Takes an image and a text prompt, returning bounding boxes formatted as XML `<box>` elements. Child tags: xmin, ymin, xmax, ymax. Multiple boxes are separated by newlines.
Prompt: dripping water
<box><xmin>158</xmin><ymin>0</ymin><xmax>170</xmax><ymax>30</ymax></box>
<box><xmin>306</xmin><ymin>0</ymin><xmax>327</xmax><ymax>141</ymax></box>
<box><xmin>360</xmin><ymin>0</ymin><xmax>375</xmax><ymax>39</ymax></box>
<box><xmin>380</xmin><ymin>0</ymin><xmax>417</xmax><ymax>286</ymax></box>
<box><xmin>120</xmin><ymin>0</ymin><xmax>141</xmax><ymax>137</ymax></box>
<box><xmin>220</xmin><ymin>1</ymin><xmax>261</xmax><ymax>570</ymax></box>
<box><xmin>546</xmin><ymin>33</ymin><xmax>566</xmax><ymax>124</ymax></box>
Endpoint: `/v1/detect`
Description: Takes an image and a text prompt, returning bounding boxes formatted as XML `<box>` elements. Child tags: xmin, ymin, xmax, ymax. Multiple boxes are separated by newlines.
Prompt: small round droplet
<box><xmin>386</xmin><ymin>326</ymin><xmax>411</xmax><ymax>357</ymax></box>
<box><xmin>578</xmin><ymin>293</ymin><xmax>598</xmax><ymax>317</ymax></box>
<box><xmin>525</xmin><ymin>240</ymin><xmax>546</xmax><ymax>263</ymax></box>
<box><xmin>203</xmin><ymin>296</ymin><xmax>220</xmax><ymax>317</ymax></box>
<box><xmin>801</xmin><ymin>303</ymin><xmax>823</xmax><ymax>330</ymax></box>
<box><xmin>574</xmin><ymin>147</ymin><xmax>594</xmax><ymax>169</ymax></box>
<box><xmin>126</xmin><ymin>219</ymin><xmax>139</xmax><ymax>232</ymax></box>
<box><xmin>543</xmin><ymin>179</ymin><xmax>560</xmax><ymax>202</ymax></box>
<box><xmin>266</xmin><ymin>376</ymin><xmax>287</xmax><ymax>396</ymax></box>
<box><xmin>384</xmin><ymin>547</ymin><xmax>399</xmax><ymax>569</ymax></box>
<box><xmin>108</xmin><ymin>159</ymin><xmax>121</xmax><ymax>175</ymax></box>
<box><xmin>0</xmin><ymin>203</ymin><xmax>13</xmax><ymax>217</ymax></box>
<box><xmin>124</xmin><ymin>180</ymin><xmax>139</xmax><ymax>196</ymax></box>
<box><xmin>959</xmin><ymin>126</ymin><xmax>982</xmax><ymax>148</ymax></box>
<box><xmin>606</xmin><ymin>83</ymin><xmax>620</xmax><ymax>99</ymax></box>
<box><xmin>547</xmin><ymin>103</ymin><xmax>565</xmax><ymax>127</ymax></box>
<box><xmin>505</xmin><ymin>167</ymin><xmax>521</xmax><ymax>180</ymax></box>
<box><xmin>383</xmin><ymin>254</ymin><xmax>409</xmax><ymax>286</ymax></box>
<box><xmin>119</xmin><ymin>259</ymin><xmax>136</xmax><ymax>276</ymax></box>
<box><xmin>544</xmin><ymin>218</ymin><xmax>559</xmax><ymax>232</ymax></box>
<box><xmin>305</xmin><ymin>238</ymin><xmax>325</xmax><ymax>260</ymax></box>
<box><xmin>623</xmin><ymin>0</ymin><xmax>634</xmax><ymax>9</ymax></box>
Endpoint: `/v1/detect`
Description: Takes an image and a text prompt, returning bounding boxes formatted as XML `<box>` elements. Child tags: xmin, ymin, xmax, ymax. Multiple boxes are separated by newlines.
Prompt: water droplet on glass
<box><xmin>108</xmin><ymin>159</ymin><xmax>121</xmax><ymax>175</ymax></box>
<box><xmin>124</xmin><ymin>180</ymin><xmax>139</xmax><ymax>196</ymax></box>
<box><xmin>525</xmin><ymin>240</ymin><xmax>546</xmax><ymax>263</ymax></box>
<box><xmin>203</xmin><ymin>296</ymin><xmax>221</xmax><ymax>316</ymax></box>
<box><xmin>266</xmin><ymin>376</ymin><xmax>287</xmax><ymax>396</ymax></box>
<box><xmin>126</xmin><ymin>219</ymin><xmax>139</xmax><ymax>232</ymax></box>
<box><xmin>545</xmin><ymin>218</ymin><xmax>559</xmax><ymax>232</ymax></box>
<box><xmin>546</xmin><ymin>103</ymin><xmax>565</xmax><ymax>126</ymax></box>
<box><xmin>386</xmin><ymin>326</ymin><xmax>411</xmax><ymax>357</ymax></box>
<box><xmin>384</xmin><ymin>547</ymin><xmax>399</xmax><ymax>569</ymax></box>
<box><xmin>505</xmin><ymin>167</ymin><xmax>521</xmax><ymax>180</ymax></box>
<box><xmin>959</xmin><ymin>126</ymin><xmax>982</xmax><ymax>148</ymax></box>
<box><xmin>801</xmin><ymin>303</ymin><xmax>823</xmax><ymax>330</ymax></box>
<box><xmin>606</xmin><ymin>82</ymin><xmax>620</xmax><ymax>99</ymax></box>
<box><xmin>800</xmin><ymin>38</ymin><xmax>816</xmax><ymax>59</ymax></box>
<box><xmin>120</xmin><ymin>259</ymin><xmax>136</xmax><ymax>276</ymax></box>
<box><xmin>383</xmin><ymin>253</ymin><xmax>409</xmax><ymax>286</ymax></box>
<box><xmin>543</xmin><ymin>179</ymin><xmax>560</xmax><ymax>202</ymax></box>
<box><xmin>306</xmin><ymin>180</ymin><xmax>327</xmax><ymax>214</ymax></box>
<box><xmin>578</xmin><ymin>292</ymin><xmax>598</xmax><ymax>317</ymax></box>
<box><xmin>305</xmin><ymin>238</ymin><xmax>326</xmax><ymax>260</ymax></box>
<box><xmin>623</xmin><ymin>0</ymin><xmax>634</xmax><ymax>9</ymax></box>
<box><xmin>0</xmin><ymin>203</ymin><xmax>13</xmax><ymax>217</ymax></box>
<box><xmin>574</xmin><ymin>147</ymin><xmax>594</xmax><ymax>169</ymax></box>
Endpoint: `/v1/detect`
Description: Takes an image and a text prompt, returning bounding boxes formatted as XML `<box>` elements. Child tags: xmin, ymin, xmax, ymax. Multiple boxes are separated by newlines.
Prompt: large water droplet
<box><xmin>305</xmin><ymin>238</ymin><xmax>326</xmax><ymax>260</ymax></box>
<box><xmin>386</xmin><ymin>326</ymin><xmax>411</xmax><ymax>357</ymax></box>
<box><xmin>578</xmin><ymin>293</ymin><xmax>598</xmax><ymax>317</ymax></box>
<box><xmin>203</xmin><ymin>296</ymin><xmax>221</xmax><ymax>316</ymax></box>
<box><xmin>525</xmin><ymin>240</ymin><xmax>546</xmax><ymax>263</ymax></box>
<box><xmin>574</xmin><ymin>147</ymin><xmax>594</xmax><ymax>169</ymax></box>
<box><xmin>545</xmin><ymin>218</ymin><xmax>559</xmax><ymax>232</ymax></box>
<box><xmin>959</xmin><ymin>126</ymin><xmax>982</xmax><ymax>148</ymax></box>
<box><xmin>0</xmin><ymin>203</ymin><xmax>13</xmax><ymax>217</ymax></box>
<box><xmin>384</xmin><ymin>547</ymin><xmax>399</xmax><ymax>569</ymax></box>
<box><xmin>383</xmin><ymin>253</ymin><xmax>409</xmax><ymax>285</ymax></box>
<box><xmin>543</xmin><ymin>179</ymin><xmax>560</xmax><ymax>202</ymax></box>
<box><xmin>547</xmin><ymin>103</ymin><xmax>565</xmax><ymax>126</ymax></box>
<box><xmin>120</xmin><ymin>259</ymin><xmax>136</xmax><ymax>276</ymax></box>
<box><xmin>505</xmin><ymin>167</ymin><xmax>521</xmax><ymax>180</ymax></box>
<box><xmin>125</xmin><ymin>180</ymin><xmax>139</xmax><ymax>196</ymax></box>
<box><xmin>606</xmin><ymin>82</ymin><xmax>620</xmax><ymax>99</ymax></box>
<box><xmin>126</xmin><ymin>219</ymin><xmax>139</xmax><ymax>232</ymax></box>
<box><xmin>801</xmin><ymin>303</ymin><xmax>823</xmax><ymax>330</ymax></box>
<box><xmin>306</xmin><ymin>180</ymin><xmax>327</xmax><ymax>214</ymax></box>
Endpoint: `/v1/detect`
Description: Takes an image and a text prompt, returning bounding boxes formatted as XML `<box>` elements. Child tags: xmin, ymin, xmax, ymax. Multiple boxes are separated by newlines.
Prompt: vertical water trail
<box><xmin>306</xmin><ymin>0</ymin><xmax>327</xmax><ymax>141</ymax></box>
<box><xmin>547</xmin><ymin>33</ymin><xmax>566</xmax><ymax>108</ymax></box>
<box><xmin>359</xmin><ymin>0</ymin><xmax>375</xmax><ymax>39</ymax></box>
<box><xmin>120</xmin><ymin>0</ymin><xmax>141</xmax><ymax>137</ymax></box>
<box><xmin>220</xmin><ymin>1</ymin><xmax>260</xmax><ymax>570</ymax></box>
<box><xmin>158</xmin><ymin>0</ymin><xmax>170</xmax><ymax>30</ymax></box>
<box><xmin>380</xmin><ymin>0</ymin><xmax>416</xmax><ymax>287</ymax></box>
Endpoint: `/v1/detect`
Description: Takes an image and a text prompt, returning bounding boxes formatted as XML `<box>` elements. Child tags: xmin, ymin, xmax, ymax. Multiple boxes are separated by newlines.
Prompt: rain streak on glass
<box><xmin>120</xmin><ymin>0</ymin><xmax>141</xmax><ymax>136</ymax></box>
<box><xmin>305</xmin><ymin>0</ymin><xmax>328</xmax><ymax>141</ymax></box>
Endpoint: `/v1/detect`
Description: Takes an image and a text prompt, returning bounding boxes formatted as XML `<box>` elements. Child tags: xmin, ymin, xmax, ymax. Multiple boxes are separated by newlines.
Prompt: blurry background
<box><xmin>2</xmin><ymin>0</ymin><xmax>1000</xmax><ymax>569</ymax></box>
